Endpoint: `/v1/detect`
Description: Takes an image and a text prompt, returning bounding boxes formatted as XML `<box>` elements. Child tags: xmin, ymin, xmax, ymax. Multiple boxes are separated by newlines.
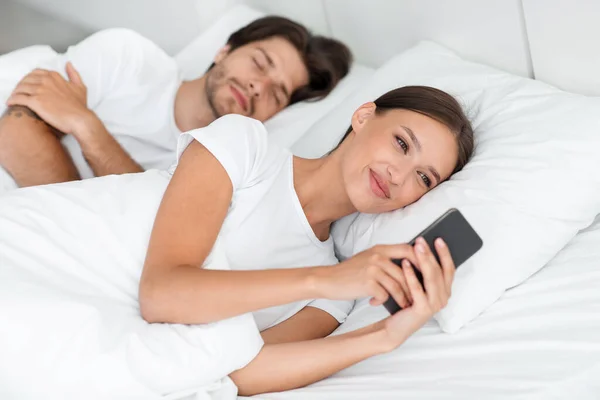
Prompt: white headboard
<box><xmin>522</xmin><ymin>0</ymin><xmax>600</xmax><ymax>96</ymax></box>
<box><xmin>242</xmin><ymin>0</ymin><xmax>599</xmax><ymax>96</ymax></box>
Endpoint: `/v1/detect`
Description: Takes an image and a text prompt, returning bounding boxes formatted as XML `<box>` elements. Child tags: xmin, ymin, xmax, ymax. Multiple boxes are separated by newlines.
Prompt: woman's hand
<box><xmin>232</xmin><ymin>239</ymin><xmax>455</xmax><ymax>396</ymax></box>
<box><xmin>314</xmin><ymin>243</ymin><xmax>419</xmax><ymax>308</ymax></box>
<box><xmin>376</xmin><ymin>238</ymin><xmax>456</xmax><ymax>351</ymax></box>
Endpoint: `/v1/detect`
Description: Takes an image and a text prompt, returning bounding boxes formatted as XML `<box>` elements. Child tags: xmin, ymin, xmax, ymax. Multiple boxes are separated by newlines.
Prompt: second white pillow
<box><xmin>294</xmin><ymin>41</ymin><xmax>600</xmax><ymax>333</ymax></box>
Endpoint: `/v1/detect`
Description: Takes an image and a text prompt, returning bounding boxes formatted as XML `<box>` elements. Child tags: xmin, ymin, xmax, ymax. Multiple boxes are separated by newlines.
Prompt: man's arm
<box><xmin>7</xmin><ymin>65</ymin><xmax>143</xmax><ymax>177</ymax></box>
<box><xmin>0</xmin><ymin>105</ymin><xmax>80</xmax><ymax>187</ymax></box>
<box><xmin>70</xmin><ymin>111</ymin><xmax>143</xmax><ymax>176</ymax></box>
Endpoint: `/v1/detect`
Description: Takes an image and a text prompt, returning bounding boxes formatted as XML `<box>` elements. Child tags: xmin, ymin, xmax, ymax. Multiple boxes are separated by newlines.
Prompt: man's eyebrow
<box><xmin>401</xmin><ymin>125</ymin><xmax>422</xmax><ymax>152</ymax></box>
<box><xmin>257</xmin><ymin>46</ymin><xmax>290</xmax><ymax>98</ymax></box>
<box><xmin>279</xmin><ymin>83</ymin><xmax>289</xmax><ymax>99</ymax></box>
<box><xmin>257</xmin><ymin>47</ymin><xmax>274</xmax><ymax>68</ymax></box>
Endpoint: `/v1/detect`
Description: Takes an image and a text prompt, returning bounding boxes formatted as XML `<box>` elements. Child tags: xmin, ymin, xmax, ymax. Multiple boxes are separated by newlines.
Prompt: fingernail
<box><xmin>402</xmin><ymin>260</ymin><xmax>411</xmax><ymax>268</ymax></box>
<box><xmin>415</xmin><ymin>244</ymin><xmax>425</xmax><ymax>253</ymax></box>
<box><xmin>436</xmin><ymin>238</ymin><xmax>446</xmax><ymax>247</ymax></box>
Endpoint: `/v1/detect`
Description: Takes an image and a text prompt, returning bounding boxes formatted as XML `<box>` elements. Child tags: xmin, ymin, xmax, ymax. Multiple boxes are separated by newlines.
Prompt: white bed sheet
<box><xmin>245</xmin><ymin>216</ymin><xmax>600</xmax><ymax>400</ymax></box>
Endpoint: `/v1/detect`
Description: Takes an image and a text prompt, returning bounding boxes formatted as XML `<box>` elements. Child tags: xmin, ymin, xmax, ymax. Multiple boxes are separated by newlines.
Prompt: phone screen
<box><xmin>383</xmin><ymin>208</ymin><xmax>483</xmax><ymax>315</ymax></box>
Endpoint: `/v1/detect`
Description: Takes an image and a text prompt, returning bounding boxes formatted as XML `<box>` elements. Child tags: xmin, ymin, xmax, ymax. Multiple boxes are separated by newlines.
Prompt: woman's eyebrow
<box><xmin>400</xmin><ymin>125</ymin><xmax>441</xmax><ymax>184</ymax></box>
<box><xmin>401</xmin><ymin>125</ymin><xmax>422</xmax><ymax>152</ymax></box>
<box><xmin>428</xmin><ymin>166</ymin><xmax>441</xmax><ymax>185</ymax></box>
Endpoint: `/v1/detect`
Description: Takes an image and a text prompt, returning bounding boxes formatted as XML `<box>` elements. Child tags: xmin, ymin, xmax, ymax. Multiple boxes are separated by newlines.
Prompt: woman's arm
<box><xmin>140</xmin><ymin>140</ymin><xmax>327</xmax><ymax>324</ymax></box>
<box><xmin>232</xmin><ymin>243</ymin><xmax>456</xmax><ymax>396</ymax></box>
<box><xmin>232</xmin><ymin>320</ymin><xmax>389</xmax><ymax>396</ymax></box>
<box><xmin>261</xmin><ymin>307</ymin><xmax>340</xmax><ymax>344</ymax></box>
<box><xmin>140</xmin><ymin>140</ymin><xmax>420</xmax><ymax>325</ymax></box>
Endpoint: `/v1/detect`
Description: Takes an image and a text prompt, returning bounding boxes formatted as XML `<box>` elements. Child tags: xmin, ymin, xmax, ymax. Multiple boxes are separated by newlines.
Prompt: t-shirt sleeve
<box><xmin>306</xmin><ymin>299</ymin><xmax>355</xmax><ymax>324</ymax></box>
<box><xmin>173</xmin><ymin>114</ymin><xmax>270</xmax><ymax>191</ymax></box>
<box><xmin>35</xmin><ymin>28</ymin><xmax>177</xmax><ymax>110</ymax></box>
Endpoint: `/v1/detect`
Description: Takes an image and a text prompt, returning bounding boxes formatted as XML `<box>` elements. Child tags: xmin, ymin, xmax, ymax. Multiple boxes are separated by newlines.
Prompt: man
<box><xmin>0</xmin><ymin>16</ymin><xmax>351</xmax><ymax>192</ymax></box>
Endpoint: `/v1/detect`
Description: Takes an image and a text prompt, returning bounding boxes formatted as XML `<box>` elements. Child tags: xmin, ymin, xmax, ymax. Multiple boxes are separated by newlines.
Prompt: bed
<box><xmin>238</xmin><ymin>1</ymin><xmax>600</xmax><ymax>398</ymax></box>
<box><xmin>1</xmin><ymin>1</ymin><xmax>599</xmax><ymax>399</ymax></box>
<box><xmin>246</xmin><ymin>215</ymin><xmax>600</xmax><ymax>399</ymax></box>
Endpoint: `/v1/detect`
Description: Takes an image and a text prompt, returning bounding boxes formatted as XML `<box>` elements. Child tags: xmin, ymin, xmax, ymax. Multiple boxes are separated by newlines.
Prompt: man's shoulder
<box><xmin>80</xmin><ymin>28</ymin><xmax>175</xmax><ymax>69</ymax></box>
<box><xmin>86</xmin><ymin>28</ymin><xmax>161</xmax><ymax>51</ymax></box>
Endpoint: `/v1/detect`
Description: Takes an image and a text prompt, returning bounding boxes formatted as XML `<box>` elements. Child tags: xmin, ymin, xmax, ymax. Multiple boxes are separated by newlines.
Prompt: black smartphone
<box><xmin>383</xmin><ymin>208</ymin><xmax>483</xmax><ymax>315</ymax></box>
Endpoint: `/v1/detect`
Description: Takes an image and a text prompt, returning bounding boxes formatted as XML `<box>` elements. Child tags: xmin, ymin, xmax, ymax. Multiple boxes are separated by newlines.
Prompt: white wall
<box><xmin>9</xmin><ymin>0</ymin><xmax>239</xmax><ymax>55</ymax></box>
<box><xmin>244</xmin><ymin>0</ymin><xmax>532</xmax><ymax>77</ymax></box>
<box><xmin>0</xmin><ymin>0</ymin><xmax>90</xmax><ymax>54</ymax></box>
<box><xmin>523</xmin><ymin>0</ymin><xmax>600</xmax><ymax>96</ymax></box>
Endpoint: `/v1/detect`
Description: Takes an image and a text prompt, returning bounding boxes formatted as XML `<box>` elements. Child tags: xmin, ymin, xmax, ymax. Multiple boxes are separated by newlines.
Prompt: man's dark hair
<box><xmin>211</xmin><ymin>16</ymin><xmax>352</xmax><ymax>105</ymax></box>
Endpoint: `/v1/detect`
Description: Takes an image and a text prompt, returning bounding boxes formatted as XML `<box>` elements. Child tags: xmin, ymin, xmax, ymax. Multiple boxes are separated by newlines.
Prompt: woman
<box><xmin>139</xmin><ymin>85</ymin><xmax>474</xmax><ymax>395</ymax></box>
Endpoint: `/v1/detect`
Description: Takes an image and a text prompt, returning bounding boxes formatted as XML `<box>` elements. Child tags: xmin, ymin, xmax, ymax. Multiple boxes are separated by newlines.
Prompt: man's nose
<box><xmin>249</xmin><ymin>76</ymin><xmax>272</xmax><ymax>98</ymax></box>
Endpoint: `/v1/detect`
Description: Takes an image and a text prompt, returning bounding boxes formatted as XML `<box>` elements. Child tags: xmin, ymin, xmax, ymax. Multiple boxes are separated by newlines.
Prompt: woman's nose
<box><xmin>388</xmin><ymin>164</ymin><xmax>410</xmax><ymax>187</ymax></box>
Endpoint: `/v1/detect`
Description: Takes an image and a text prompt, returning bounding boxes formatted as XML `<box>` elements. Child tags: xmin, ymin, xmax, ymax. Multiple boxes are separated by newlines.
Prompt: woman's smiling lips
<box><xmin>369</xmin><ymin>169</ymin><xmax>390</xmax><ymax>199</ymax></box>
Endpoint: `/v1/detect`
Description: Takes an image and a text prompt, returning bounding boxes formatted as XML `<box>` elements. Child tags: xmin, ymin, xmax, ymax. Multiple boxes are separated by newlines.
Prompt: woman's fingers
<box><xmin>401</xmin><ymin>260</ymin><xmax>427</xmax><ymax>304</ymax></box>
<box><xmin>367</xmin><ymin>279</ymin><xmax>391</xmax><ymax>307</ymax></box>
<box><xmin>373</xmin><ymin>244</ymin><xmax>418</xmax><ymax>266</ymax></box>
<box><xmin>365</xmin><ymin>241</ymin><xmax>456</xmax><ymax>311</ymax></box>
<box><xmin>435</xmin><ymin>238</ymin><xmax>455</xmax><ymax>295</ymax></box>
<box><xmin>382</xmin><ymin>259</ymin><xmax>413</xmax><ymax>304</ymax></box>
<box><xmin>375</xmin><ymin>269</ymin><xmax>410</xmax><ymax>308</ymax></box>
<box><xmin>414</xmin><ymin>238</ymin><xmax>447</xmax><ymax>309</ymax></box>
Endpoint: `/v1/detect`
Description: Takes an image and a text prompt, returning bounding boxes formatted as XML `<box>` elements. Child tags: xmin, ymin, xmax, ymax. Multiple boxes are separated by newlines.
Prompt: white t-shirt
<box><xmin>0</xmin><ymin>28</ymin><xmax>182</xmax><ymax>181</ymax></box>
<box><xmin>172</xmin><ymin>114</ymin><xmax>354</xmax><ymax>331</ymax></box>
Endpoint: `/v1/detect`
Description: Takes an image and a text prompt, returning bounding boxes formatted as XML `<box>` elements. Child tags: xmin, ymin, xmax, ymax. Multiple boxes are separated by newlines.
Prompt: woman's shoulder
<box><xmin>210</xmin><ymin>114</ymin><xmax>268</xmax><ymax>139</ymax></box>
<box><xmin>185</xmin><ymin>115</ymin><xmax>271</xmax><ymax>154</ymax></box>
<box><xmin>173</xmin><ymin>115</ymin><xmax>289</xmax><ymax>188</ymax></box>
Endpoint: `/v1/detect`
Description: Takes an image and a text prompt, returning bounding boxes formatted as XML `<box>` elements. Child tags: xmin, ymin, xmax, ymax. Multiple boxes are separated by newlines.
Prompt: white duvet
<box><xmin>0</xmin><ymin>171</ymin><xmax>263</xmax><ymax>400</ymax></box>
<box><xmin>248</xmin><ymin>215</ymin><xmax>600</xmax><ymax>400</ymax></box>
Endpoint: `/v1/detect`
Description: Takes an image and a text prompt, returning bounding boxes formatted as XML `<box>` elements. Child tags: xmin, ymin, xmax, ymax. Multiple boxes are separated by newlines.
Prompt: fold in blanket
<box><xmin>0</xmin><ymin>171</ymin><xmax>263</xmax><ymax>400</ymax></box>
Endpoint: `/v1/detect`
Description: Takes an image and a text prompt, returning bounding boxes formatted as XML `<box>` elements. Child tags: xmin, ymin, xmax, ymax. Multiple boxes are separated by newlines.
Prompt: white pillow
<box><xmin>0</xmin><ymin>45</ymin><xmax>57</xmax><ymax>102</ymax></box>
<box><xmin>174</xmin><ymin>4</ymin><xmax>374</xmax><ymax>148</ymax></box>
<box><xmin>293</xmin><ymin>41</ymin><xmax>600</xmax><ymax>333</ymax></box>
<box><xmin>266</xmin><ymin>64</ymin><xmax>374</xmax><ymax>148</ymax></box>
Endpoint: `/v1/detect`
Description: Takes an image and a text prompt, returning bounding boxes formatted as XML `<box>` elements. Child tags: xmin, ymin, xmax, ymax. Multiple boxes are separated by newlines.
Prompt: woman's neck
<box><xmin>293</xmin><ymin>151</ymin><xmax>357</xmax><ymax>241</ymax></box>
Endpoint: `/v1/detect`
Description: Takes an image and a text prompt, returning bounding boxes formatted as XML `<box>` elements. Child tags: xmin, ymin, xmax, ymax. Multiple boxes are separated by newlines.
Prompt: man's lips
<box><xmin>230</xmin><ymin>85</ymin><xmax>248</xmax><ymax>112</ymax></box>
<box><xmin>369</xmin><ymin>169</ymin><xmax>390</xmax><ymax>199</ymax></box>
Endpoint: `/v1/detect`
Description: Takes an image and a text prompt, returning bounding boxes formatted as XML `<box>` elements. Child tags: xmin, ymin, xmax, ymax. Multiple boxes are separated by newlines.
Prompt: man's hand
<box><xmin>6</xmin><ymin>62</ymin><xmax>96</xmax><ymax>137</ymax></box>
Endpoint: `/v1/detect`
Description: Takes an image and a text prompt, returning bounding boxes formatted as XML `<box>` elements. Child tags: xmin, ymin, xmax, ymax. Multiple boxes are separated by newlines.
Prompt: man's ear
<box><xmin>350</xmin><ymin>102</ymin><xmax>377</xmax><ymax>135</ymax></box>
<box><xmin>213</xmin><ymin>44</ymin><xmax>231</xmax><ymax>64</ymax></box>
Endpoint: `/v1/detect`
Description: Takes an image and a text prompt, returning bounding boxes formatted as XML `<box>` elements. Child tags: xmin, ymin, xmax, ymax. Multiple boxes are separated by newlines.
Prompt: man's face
<box><xmin>204</xmin><ymin>36</ymin><xmax>310</xmax><ymax>122</ymax></box>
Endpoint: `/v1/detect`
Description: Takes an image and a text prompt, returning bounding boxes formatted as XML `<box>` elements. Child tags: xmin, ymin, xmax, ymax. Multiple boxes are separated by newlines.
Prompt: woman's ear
<box><xmin>213</xmin><ymin>44</ymin><xmax>231</xmax><ymax>64</ymax></box>
<box><xmin>350</xmin><ymin>102</ymin><xmax>377</xmax><ymax>135</ymax></box>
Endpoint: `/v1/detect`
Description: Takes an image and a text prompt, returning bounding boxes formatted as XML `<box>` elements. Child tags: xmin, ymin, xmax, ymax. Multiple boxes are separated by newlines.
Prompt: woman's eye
<box><xmin>419</xmin><ymin>171</ymin><xmax>432</xmax><ymax>188</ymax></box>
<box><xmin>395</xmin><ymin>136</ymin><xmax>408</xmax><ymax>154</ymax></box>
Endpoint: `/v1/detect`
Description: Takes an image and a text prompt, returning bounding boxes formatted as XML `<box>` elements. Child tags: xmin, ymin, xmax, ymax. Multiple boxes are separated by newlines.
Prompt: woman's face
<box><xmin>341</xmin><ymin>103</ymin><xmax>459</xmax><ymax>214</ymax></box>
